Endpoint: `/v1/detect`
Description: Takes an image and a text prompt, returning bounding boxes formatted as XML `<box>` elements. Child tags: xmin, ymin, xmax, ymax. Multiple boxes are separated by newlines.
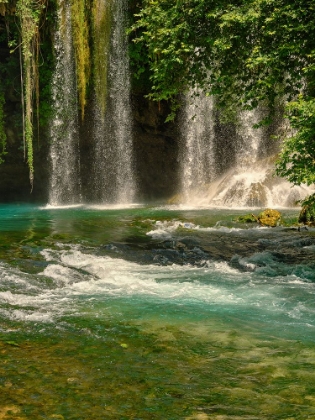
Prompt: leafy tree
<box><xmin>275</xmin><ymin>97</ymin><xmax>315</xmax><ymax>185</ymax></box>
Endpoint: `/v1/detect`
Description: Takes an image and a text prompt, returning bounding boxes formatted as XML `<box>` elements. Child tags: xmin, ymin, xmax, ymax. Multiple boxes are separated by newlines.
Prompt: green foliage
<box><xmin>298</xmin><ymin>196</ymin><xmax>315</xmax><ymax>223</ymax></box>
<box><xmin>276</xmin><ymin>97</ymin><xmax>315</xmax><ymax>186</ymax></box>
<box><xmin>71</xmin><ymin>0</ymin><xmax>91</xmax><ymax>119</ymax></box>
<box><xmin>131</xmin><ymin>0</ymin><xmax>315</xmax><ymax>109</ymax></box>
<box><xmin>92</xmin><ymin>0</ymin><xmax>111</xmax><ymax>113</ymax></box>
<box><xmin>16</xmin><ymin>0</ymin><xmax>46</xmax><ymax>187</ymax></box>
<box><xmin>38</xmin><ymin>38</ymin><xmax>54</xmax><ymax>128</ymax></box>
<box><xmin>37</xmin><ymin>0</ymin><xmax>56</xmax><ymax>129</ymax></box>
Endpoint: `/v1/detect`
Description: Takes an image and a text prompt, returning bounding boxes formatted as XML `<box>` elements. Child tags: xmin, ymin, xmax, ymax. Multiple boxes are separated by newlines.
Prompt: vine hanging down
<box><xmin>16</xmin><ymin>0</ymin><xmax>45</xmax><ymax>189</ymax></box>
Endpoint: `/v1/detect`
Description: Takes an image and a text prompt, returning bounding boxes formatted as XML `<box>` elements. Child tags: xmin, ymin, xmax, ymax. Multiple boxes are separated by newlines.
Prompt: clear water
<box><xmin>0</xmin><ymin>204</ymin><xmax>315</xmax><ymax>419</ymax></box>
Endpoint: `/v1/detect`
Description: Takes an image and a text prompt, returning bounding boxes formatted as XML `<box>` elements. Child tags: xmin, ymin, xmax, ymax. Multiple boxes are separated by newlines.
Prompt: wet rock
<box><xmin>234</xmin><ymin>214</ymin><xmax>257</xmax><ymax>223</ymax></box>
<box><xmin>177</xmin><ymin>237</ymin><xmax>201</xmax><ymax>247</ymax></box>
<box><xmin>132</xmin><ymin>94</ymin><xmax>180</xmax><ymax>201</ymax></box>
<box><xmin>299</xmin><ymin>204</ymin><xmax>315</xmax><ymax>226</ymax></box>
<box><xmin>257</xmin><ymin>209</ymin><xmax>281</xmax><ymax>227</ymax></box>
<box><xmin>246</xmin><ymin>182</ymin><xmax>268</xmax><ymax>207</ymax></box>
<box><xmin>102</xmin><ymin>243</ymin><xmax>131</xmax><ymax>253</ymax></box>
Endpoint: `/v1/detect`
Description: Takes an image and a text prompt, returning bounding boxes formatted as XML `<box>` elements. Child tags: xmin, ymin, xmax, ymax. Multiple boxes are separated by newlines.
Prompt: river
<box><xmin>0</xmin><ymin>204</ymin><xmax>314</xmax><ymax>419</ymax></box>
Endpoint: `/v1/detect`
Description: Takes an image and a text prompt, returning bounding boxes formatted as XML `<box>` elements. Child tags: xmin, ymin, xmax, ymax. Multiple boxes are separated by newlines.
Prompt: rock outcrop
<box><xmin>257</xmin><ymin>209</ymin><xmax>282</xmax><ymax>227</ymax></box>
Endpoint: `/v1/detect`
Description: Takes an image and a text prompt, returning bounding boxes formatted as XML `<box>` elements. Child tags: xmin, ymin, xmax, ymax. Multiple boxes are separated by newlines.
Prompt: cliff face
<box><xmin>0</xmin><ymin>128</ymin><xmax>50</xmax><ymax>203</ymax></box>
<box><xmin>131</xmin><ymin>95</ymin><xmax>180</xmax><ymax>202</ymax></box>
<box><xmin>0</xmin><ymin>22</ymin><xmax>49</xmax><ymax>202</ymax></box>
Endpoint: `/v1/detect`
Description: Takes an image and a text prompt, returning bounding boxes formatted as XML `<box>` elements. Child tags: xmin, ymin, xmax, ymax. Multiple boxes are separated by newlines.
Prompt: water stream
<box><xmin>48</xmin><ymin>0</ymin><xmax>81</xmax><ymax>206</ymax></box>
<box><xmin>181</xmin><ymin>92</ymin><xmax>216</xmax><ymax>200</ymax></box>
<box><xmin>0</xmin><ymin>204</ymin><xmax>315</xmax><ymax>419</ymax></box>
<box><xmin>90</xmin><ymin>0</ymin><xmax>135</xmax><ymax>204</ymax></box>
<box><xmin>49</xmin><ymin>0</ymin><xmax>134</xmax><ymax>206</ymax></box>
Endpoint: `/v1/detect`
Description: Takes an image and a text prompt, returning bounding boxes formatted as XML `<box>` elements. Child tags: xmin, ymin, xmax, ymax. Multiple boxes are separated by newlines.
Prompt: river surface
<box><xmin>0</xmin><ymin>204</ymin><xmax>315</xmax><ymax>419</ymax></box>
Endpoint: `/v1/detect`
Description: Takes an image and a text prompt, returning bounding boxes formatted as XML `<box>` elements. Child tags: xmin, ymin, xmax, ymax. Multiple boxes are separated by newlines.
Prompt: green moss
<box><xmin>92</xmin><ymin>0</ymin><xmax>112</xmax><ymax>113</ymax></box>
<box><xmin>16</xmin><ymin>0</ymin><xmax>46</xmax><ymax>187</ymax></box>
<box><xmin>257</xmin><ymin>208</ymin><xmax>282</xmax><ymax>227</ymax></box>
<box><xmin>70</xmin><ymin>0</ymin><xmax>91</xmax><ymax>119</ymax></box>
<box><xmin>234</xmin><ymin>214</ymin><xmax>257</xmax><ymax>223</ymax></box>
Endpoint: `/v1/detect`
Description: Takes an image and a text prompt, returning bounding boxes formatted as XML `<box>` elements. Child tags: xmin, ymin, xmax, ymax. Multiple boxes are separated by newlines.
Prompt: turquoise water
<box><xmin>0</xmin><ymin>204</ymin><xmax>315</xmax><ymax>419</ymax></box>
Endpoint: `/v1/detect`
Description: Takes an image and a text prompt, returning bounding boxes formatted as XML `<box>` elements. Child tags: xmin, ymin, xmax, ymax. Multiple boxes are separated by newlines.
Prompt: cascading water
<box><xmin>181</xmin><ymin>91</ymin><xmax>216</xmax><ymax>201</ymax></box>
<box><xmin>180</xmin><ymin>93</ymin><xmax>313</xmax><ymax>207</ymax></box>
<box><xmin>48</xmin><ymin>0</ymin><xmax>81</xmax><ymax>206</ymax></box>
<box><xmin>91</xmin><ymin>0</ymin><xmax>134</xmax><ymax>204</ymax></box>
<box><xmin>1</xmin><ymin>204</ymin><xmax>315</xmax><ymax>418</ymax></box>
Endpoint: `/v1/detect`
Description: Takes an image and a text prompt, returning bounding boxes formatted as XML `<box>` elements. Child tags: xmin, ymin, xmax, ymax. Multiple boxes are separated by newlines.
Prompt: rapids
<box><xmin>0</xmin><ymin>204</ymin><xmax>315</xmax><ymax>419</ymax></box>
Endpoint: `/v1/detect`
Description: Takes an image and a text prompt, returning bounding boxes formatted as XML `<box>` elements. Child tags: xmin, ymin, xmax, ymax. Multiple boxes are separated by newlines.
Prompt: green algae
<box><xmin>0</xmin><ymin>314</ymin><xmax>315</xmax><ymax>420</ymax></box>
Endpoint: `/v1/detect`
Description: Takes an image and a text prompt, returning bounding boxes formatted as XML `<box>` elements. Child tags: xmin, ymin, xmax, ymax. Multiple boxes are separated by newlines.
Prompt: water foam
<box><xmin>0</xmin><ymin>245</ymin><xmax>314</xmax><ymax>328</ymax></box>
<box><xmin>146</xmin><ymin>219</ymin><xmax>260</xmax><ymax>240</ymax></box>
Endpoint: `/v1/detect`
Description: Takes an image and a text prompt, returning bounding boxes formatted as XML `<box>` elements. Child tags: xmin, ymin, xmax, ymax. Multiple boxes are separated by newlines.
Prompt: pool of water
<box><xmin>0</xmin><ymin>204</ymin><xmax>315</xmax><ymax>419</ymax></box>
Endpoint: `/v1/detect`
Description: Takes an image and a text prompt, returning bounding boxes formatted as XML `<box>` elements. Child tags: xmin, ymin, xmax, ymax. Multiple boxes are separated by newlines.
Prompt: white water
<box><xmin>181</xmin><ymin>91</ymin><xmax>216</xmax><ymax>200</ymax></box>
<box><xmin>48</xmin><ymin>0</ymin><xmax>81</xmax><ymax>206</ymax></box>
<box><xmin>180</xmin><ymin>93</ymin><xmax>313</xmax><ymax>207</ymax></box>
<box><xmin>92</xmin><ymin>0</ymin><xmax>135</xmax><ymax>204</ymax></box>
<box><xmin>236</xmin><ymin>108</ymin><xmax>265</xmax><ymax>167</ymax></box>
<box><xmin>0</xmin><ymin>244</ymin><xmax>314</xmax><ymax>341</ymax></box>
<box><xmin>207</xmin><ymin>168</ymin><xmax>313</xmax><ymax>208</ymax></box>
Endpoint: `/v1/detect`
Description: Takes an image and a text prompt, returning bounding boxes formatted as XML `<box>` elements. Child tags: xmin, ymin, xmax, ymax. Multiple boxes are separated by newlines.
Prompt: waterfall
<box><xmin>48</xmin><ymin>0</ymin><xmax>81</xmax><ymax>206</ymax></box>
<box><xmin>91</xmin><ymin>0</ymin><xmax>135</xmax><ymax>204</ymax></box>
<box><xmin>181</xmin><ymin>92</ymin><xmax>216</xmax><ymax>201</ymax></box>
<box><xmin>180</xmin><ymin>93</ymin><xmax>313</xmax><ymax>208</ymax></box>
<box><xmin>48</xmin><ymin>0</ymin><xmax>134</xmax><ymax>206</ymax></box>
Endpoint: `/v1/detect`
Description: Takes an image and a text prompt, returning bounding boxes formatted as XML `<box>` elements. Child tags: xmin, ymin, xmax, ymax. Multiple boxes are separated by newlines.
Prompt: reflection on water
<box><xmin>0</xmin><ymin>204</ymin><xmax>315</xmax><ymax>419</ymax></box>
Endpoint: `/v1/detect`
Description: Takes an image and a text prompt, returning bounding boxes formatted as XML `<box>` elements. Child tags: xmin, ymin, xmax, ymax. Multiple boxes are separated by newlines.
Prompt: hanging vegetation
<box><xmin>92</xmin><ymin>0</ymin><xmax>112</xmax><ymax>113</ymax></box>
<box><xmin>70</xmin><ymin>0</ymin><xmax>90</xmax><ymax>119</ymax></box>
<box><xmin>16</xmin><ymin>0</ymin><xmax>45</xmax><ymax>189</ymax></box>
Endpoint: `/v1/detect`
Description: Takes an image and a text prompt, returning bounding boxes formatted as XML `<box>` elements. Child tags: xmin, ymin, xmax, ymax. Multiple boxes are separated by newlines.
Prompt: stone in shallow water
<box><xmin>257</xmin><ymin>209</ymin><xmax>281</xmax><ymax>227</ymax></box>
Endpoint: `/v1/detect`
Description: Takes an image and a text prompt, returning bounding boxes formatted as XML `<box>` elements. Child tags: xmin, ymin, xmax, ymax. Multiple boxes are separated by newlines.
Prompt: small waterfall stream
<box><xmin>48</xmin><ymin>0</ymin><xmax>81</xmax><ymax>206</ymax></box>
<box><xmin>181</xmin><ymin>92</ymin><xmax>216</xmax><ymax>201</ymax></box>
<box><xmin>180</xmin><ymin>92</ymin><xmax>313</xmax><ymax>207</ymax></box>
<box><xmin>92</xmin><ymin>0</ymin><xmax>134</xmax><ymax>204</ymax></box>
